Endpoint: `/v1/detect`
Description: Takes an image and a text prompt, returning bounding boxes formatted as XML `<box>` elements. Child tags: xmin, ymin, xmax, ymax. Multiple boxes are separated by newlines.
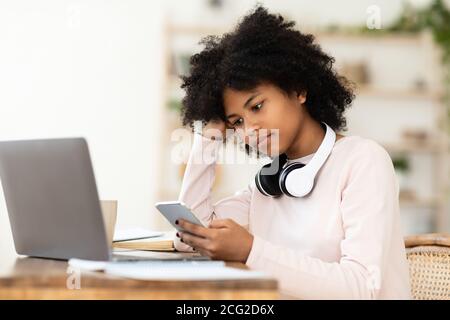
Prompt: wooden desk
<box><xmin>0</xmin><ymin>249</ymin><xmax>278</xmax><ymax>300</ymax></box>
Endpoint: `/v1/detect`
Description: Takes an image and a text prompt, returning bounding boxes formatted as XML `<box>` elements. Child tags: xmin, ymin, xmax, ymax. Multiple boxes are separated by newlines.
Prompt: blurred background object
<box><xmin>0</xmin><ymin>0</ymin><xmax>449</xmax><ymax>252</ymax></box>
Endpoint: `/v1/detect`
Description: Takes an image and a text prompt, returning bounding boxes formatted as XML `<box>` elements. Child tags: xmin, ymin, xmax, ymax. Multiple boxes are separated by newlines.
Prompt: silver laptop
<box><xmin>0</xmin><ymin>137</ymin><xmax>157</xmax><ymax>262</ymax></box>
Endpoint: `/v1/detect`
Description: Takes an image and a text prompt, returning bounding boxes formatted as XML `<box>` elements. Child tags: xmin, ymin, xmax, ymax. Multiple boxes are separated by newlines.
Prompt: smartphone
<box><xmin>155</xmin><ymin>201</ymin><xmax>206</xmax><ymax>232</ymax></box>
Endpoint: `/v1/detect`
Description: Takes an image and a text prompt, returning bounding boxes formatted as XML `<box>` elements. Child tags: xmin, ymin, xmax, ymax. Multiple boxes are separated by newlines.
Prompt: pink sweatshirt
<box><xmin>174</xmin><ymin>132</ymin><xmax>412</xmax><ymax>299</ymax></box>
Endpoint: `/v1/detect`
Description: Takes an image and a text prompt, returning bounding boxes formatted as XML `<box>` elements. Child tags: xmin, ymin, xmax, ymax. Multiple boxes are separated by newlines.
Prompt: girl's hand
<box><xmin>177</xmin><ymin>218</ymin><xmax>254</xmax><ymax>263</ymax></box>
<box><xmin>195</xmin><ymin>119</ymin><xmax>233</xmax><ymax>142</ymax></box>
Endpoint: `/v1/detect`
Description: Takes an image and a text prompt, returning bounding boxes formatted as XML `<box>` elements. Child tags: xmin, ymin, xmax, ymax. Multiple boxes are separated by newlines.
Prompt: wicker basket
<box><xmin>405</xmin><ymin>233</ymin><xmax>450</xmax><ymax>300</ymax></box>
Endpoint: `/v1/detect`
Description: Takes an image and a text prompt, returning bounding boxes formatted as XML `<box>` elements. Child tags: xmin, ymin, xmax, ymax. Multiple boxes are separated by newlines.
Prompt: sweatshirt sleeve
<box><xmin>174</xmin><ymin>133</ymin><xmax>252</xmax><ymax>252</ymax></box>
<box><xmin>245</xmin><ymin>140</ymin><xmax>400</xmax><ymax>299</ymax></box>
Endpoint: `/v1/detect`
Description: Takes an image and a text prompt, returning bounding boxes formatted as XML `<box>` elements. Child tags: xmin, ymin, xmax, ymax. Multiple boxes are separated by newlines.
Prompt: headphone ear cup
<box><xmin>279</xmin><ymin>162</ymin><xmax>306</xmax><ymax>197</ymax></box>
<box><xmin>255</xmin><ymin>163</ymin><xmax>282</xmax><ymax>197</ymax></box>
<box><xmin>255</xmin><ymin>154</ymin><xmax>287</xmax><ymax>197</ymax></box>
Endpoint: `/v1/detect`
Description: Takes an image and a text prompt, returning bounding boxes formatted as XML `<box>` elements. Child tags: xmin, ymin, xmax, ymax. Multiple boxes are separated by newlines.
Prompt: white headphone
<box><xmin>255</xmin><ymin>122</ymin><xmax>336</xmax><ymax>198</ymax></box>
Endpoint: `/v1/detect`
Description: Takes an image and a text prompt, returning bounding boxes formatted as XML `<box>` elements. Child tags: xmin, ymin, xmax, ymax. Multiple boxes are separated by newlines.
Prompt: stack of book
<box><xmin>113</xmin><ymin>233</ymin><xmax>175</xmax><ymax>252</ymax></box>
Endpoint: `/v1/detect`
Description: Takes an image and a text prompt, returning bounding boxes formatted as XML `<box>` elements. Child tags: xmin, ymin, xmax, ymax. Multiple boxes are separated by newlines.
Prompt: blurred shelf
<box><xmin>315</xmin><ymin>31</ymin><xmax>427</xmax><ymax>45</ymax></box>
<box><xmin>168</xmin><ymin>81</ymin><xmax>444</xmax><ymax>105</ymax></box>
<box><xmin>168</xmin><ymin>25</ymin><xmax>428</xmax><ymax>46</ymax></box>
<box><xmin>400</xmin><ymin>197</ymin><xmax>444</xmax><ymax>208</ymax></box>
<box><xmin>356</xmin><ymin>86</ymin><xmax>443</xmax><ymax>101</ymax></box>
<box><xmin>383</xmin><ymin>142</ymin><xmax>447</xmax><ymax>154</ymax></box>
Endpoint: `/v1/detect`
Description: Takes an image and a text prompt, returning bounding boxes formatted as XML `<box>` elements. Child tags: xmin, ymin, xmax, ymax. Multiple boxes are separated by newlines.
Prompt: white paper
<box><xmin>68</xmin><ymin>258</ymin><xmax>109</xmax><ymax>271</ymax></box>
<box><xmin>104</xmin><ymin>261</ymin><xmax>268</xmax><ymax>281</ymax></box>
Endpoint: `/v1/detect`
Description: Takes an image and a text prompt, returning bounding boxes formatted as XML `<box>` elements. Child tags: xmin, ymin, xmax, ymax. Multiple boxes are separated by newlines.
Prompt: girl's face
<box><xmin>223</xmin><ymin>83</ymin><xmax>307</xmax><ymax>157</ymax></box>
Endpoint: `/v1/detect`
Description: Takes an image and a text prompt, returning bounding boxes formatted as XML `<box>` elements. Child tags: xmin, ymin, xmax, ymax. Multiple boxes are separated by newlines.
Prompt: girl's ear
<box><xmin>296</xmin><ymin>90</ymin><xmax>307</xmax><ymax>104</ymax></box>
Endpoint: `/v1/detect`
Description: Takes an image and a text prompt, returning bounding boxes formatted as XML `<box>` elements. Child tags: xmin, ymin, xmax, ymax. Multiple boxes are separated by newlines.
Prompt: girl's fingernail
<box><xmin>175</xmin><ymin>220</ymin><xmax>179</xmax><ymax>225</ymax></box>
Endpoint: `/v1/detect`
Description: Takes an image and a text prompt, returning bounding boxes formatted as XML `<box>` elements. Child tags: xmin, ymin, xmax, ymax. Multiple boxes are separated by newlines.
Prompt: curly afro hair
<box><xmin>180</xmin><ymin>6</ymin><xmax>354</xmax><ymax>133</ymax></box>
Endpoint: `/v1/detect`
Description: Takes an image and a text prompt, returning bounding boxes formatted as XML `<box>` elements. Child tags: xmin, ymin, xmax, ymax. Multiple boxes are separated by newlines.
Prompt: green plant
<box><xmin>168</xmin><ymin>98</ymin><xmax>182</xmax><ymax>113</ymax></box>
<box><xmin>388</xmin><ymin>0</ymin><xmax>450</xmax><ymax>60</ymax></box>
<box><xmin>336</xmin><ymin>1</ymin><xmax>450</xmax><ymax>131</ymax></box>
<box><xmin>392</xmin><ymin>156</ymin><xmax>410</xmax><ymax>173</ymax></box>
<box><xmin>387</xmin><ymin>0</ymin><xmax>450</xmax><ymax>128</ymax></box>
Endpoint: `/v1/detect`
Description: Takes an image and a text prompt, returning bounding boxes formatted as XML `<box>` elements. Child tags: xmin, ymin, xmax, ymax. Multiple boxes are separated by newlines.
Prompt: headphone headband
<box><xmin>297</xmin><ymin>122</ymin><xmax>336</xmax><ymax>177</ymax></box>
<box><xmin>255</xmin><ymin>122</ymin><xmax>336</xmax><ymax>198</ymax></box>
<box><xmin>279</xmin><ymin>122</ymin><xmax>336</xmax><ymax>197</ymax></box>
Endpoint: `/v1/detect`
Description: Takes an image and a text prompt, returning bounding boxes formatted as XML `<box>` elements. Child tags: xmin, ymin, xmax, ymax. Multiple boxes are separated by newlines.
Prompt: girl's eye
<box><xmin>233</xmin><ymin>118</ymin><xmax>244</xmax><ymax>127</ymax></box>
<box><xmin>251</xmin><ymin>102</ymin><xmax>263</xmax><ymax>112</ymax></box>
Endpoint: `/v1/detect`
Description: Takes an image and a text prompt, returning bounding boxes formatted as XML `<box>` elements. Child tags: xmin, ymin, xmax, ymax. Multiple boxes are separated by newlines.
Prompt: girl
<box><xmin>173</xmin><ymin>6</ymin><xmax>411</xmax><ymax>299</ymax></box>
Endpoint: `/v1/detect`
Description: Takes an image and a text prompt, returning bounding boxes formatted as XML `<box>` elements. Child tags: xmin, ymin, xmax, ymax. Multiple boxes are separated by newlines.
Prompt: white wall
<box><xmin>0</xmin><ymin>0</ymin><xmax>166</xmax><ymax>251</ymax></box>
